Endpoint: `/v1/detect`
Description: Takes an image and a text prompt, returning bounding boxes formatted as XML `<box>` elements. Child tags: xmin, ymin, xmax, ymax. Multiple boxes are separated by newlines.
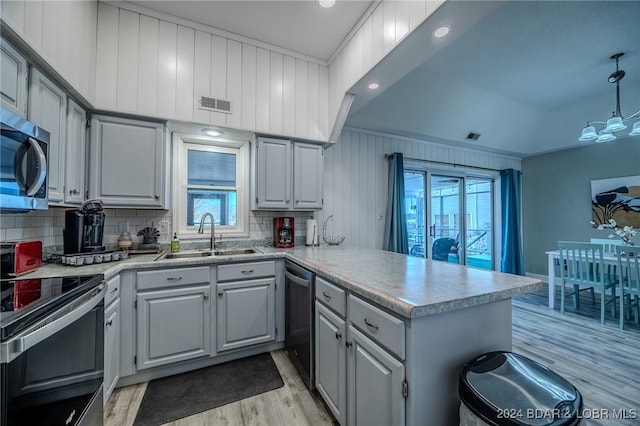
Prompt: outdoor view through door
<box><xmin>404</xmin><ymin>172</ymin><xmax>494</xmax><ymax>270</ymax></box>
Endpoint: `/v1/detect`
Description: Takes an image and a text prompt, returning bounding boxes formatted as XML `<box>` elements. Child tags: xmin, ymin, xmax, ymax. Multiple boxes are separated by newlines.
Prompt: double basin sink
<box><xmin>157</xmin><ymin>247</ymin><xmax>261</xmax><ymax>260</ymax></box>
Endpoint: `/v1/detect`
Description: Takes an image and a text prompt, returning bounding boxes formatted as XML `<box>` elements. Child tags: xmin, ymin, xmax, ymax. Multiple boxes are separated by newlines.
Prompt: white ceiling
<box><xmin>127</xmin><ymin>0</ymin><xmax>374</xmax><ymax>60</ymax></box>
<box><xmin>346</xmin><ymin>1</ymin><xmax>640</xmax><ymax>157</ymax></box>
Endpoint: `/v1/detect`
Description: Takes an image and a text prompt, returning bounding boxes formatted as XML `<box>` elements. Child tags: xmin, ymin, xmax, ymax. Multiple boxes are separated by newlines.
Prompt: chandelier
<box><xmin>579</xmin><ymin>53</ymin><xmax>640</xmax><ymax>143</ymax></box>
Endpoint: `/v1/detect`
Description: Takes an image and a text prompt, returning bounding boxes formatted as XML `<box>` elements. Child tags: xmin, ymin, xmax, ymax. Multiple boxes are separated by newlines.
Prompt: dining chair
<box><xmin>558</xmin><ymin>241</ymin><xmax>617</xmax><ymax>324</ymax></box>
<box><xmin>590</xmin><ymin>238</ymin><xmax>624</xmax><ymax>254</ymax></box>
<box><xmin>616</xmin><ymin>245</ymin><xmax>640</xmax><ymax>330</ymax></box>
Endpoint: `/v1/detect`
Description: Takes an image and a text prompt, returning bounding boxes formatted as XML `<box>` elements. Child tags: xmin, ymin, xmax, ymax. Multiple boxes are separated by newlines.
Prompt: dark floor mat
<box><xmin>133</xmin><ymin>352</ymin><xmax>284</xmax><ymax>425</ymax></box>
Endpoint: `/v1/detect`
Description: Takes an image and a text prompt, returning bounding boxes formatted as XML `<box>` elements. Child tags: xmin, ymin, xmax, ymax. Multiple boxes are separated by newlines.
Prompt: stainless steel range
<box><xmin>1</xmin><ymin>274</ymin><xmax>106</xmax><ymax>426</ymax></box>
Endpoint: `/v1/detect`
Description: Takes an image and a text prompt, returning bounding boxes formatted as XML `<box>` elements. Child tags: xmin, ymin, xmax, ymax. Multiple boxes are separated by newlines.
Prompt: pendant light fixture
<box><xmin>579</xmin><ymin>53</ymin><xmax>640</xmax><ymax>143</ymax></box>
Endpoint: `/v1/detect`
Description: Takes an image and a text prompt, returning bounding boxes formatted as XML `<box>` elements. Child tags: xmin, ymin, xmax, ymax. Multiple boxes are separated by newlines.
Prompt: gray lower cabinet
<box><xmin>104</xmin><ymin>274</ymin><xmax>121</xmax><ymax>405</ymax></box>
<box><xmin>347</xmin><ymin>325</ymin><xmax>405</xmax><ymax>426</ymax></box>
<box><xmin>315</xmin><ymin>278</ymin><xmax>406</xmax><ymax>426</ymax></box>
<box><xmin>315</xmin><ymin>301</ymin><xmax>347</xmax><ymax>425</ymax></box>
<box><xmin>136</xmin><ymin>285</ymin><xmax>211</xmax><ymax>370</ymax></box>
<box><xmin>217</xmin><ymin>278</ymin><xmax>275</xmax><ymax>352</ymax></box>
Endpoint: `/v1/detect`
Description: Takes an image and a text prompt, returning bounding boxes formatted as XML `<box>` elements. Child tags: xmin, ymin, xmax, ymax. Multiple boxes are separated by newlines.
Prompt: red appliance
<box><xmin>0</xmin><ymin>241</ymin><xmax>43</xmax><ymax>278</ymax></box>
<box><xmin>274</xmin><ymin>217</ymin><xmax>295</xmax><ymax>248</ymax></box>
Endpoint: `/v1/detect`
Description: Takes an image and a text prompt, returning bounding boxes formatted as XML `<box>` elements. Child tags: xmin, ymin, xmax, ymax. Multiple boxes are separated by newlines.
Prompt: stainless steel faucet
<box><xmin>198</xmin><ymin>212</ymin><xmax>216</xmax><ymax>250</ymax></box>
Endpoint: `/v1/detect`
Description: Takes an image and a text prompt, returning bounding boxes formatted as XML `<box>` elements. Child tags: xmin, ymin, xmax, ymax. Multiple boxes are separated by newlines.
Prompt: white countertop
<box><xmin>24</xmin><ymin>246</ymin><xmax>541</xmax><ymax>319</ymax></box>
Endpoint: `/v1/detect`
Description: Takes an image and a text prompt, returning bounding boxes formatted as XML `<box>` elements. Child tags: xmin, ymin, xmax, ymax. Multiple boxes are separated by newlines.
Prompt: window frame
<box><xmin>172</xmin><ymin>133</ymin><xmax>249</xmax><ymax>239</ymax></box>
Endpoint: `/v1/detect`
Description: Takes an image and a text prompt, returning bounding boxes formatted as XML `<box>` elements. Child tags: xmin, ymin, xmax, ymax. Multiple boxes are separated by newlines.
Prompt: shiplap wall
<box><xmin>328</xmin><ymin>0</ymin><xmax>443</xmax><ymax>130</ymax></box>
<box><xmin>1</xmin><ymin>0</ymin><xmax>97</xmax><ymax>104</ymax></box>
<box><xmin>95</xmin><ymin>3</ymin><xmax>329</xmax><ymax>141</ymax></box>
<box><xmin>322</xmin><ymin>128</ymin><xmax>521</xmax><ymax>249</ymax></box>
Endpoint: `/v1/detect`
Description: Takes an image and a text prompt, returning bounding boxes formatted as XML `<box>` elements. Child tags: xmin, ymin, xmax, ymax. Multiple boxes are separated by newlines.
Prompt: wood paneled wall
<box><xmin>95</xmin><ymin>3</ymin><xmax>329</xmax><ymax>141</ymax></box>
<box><xmin>322</xmin><ymin>128</ymin><xmax>521</xmax><ymax>249</ymax></box>
<box><xmin>327</xmin><ymin>0</ymin><xmax>443</xmax><ymax>131</ymax></box>
<box><xmin>1</xmin><ymin>0</ymin><xmax>97</xmax><ymax>104</ymax></box>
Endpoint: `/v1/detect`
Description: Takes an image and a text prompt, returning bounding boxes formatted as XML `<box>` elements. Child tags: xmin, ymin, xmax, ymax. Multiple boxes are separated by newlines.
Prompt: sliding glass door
<box><xmin>404</xmin><ymin>171</ymin><xmax>494</xmax><ymax>270</ymax></box>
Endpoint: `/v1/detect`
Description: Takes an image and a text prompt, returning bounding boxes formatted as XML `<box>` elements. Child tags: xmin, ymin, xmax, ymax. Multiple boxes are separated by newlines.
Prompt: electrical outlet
<box><xmin>158</xmin><ymin>221</ymin><xmax>169</xmax><ymax>234</ymax></box>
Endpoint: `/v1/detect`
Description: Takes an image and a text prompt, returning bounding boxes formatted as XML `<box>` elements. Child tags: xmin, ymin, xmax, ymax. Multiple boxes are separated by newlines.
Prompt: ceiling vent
<box><xmin>466</xmin><ymin>132</ymin><xmax>481</xmax><ymax>141</ymax></box>
<box><xmin>198</xmin><ymin>96</ymin><xmax>232</xmax><ymax>114</ymax></box>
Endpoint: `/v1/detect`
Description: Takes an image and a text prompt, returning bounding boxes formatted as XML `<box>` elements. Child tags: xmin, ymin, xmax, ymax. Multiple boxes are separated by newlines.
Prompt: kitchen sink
<box><xmin>158</xmin><ymin>247</ymin><xmax>260</xmax><ymax>260</ymax></box>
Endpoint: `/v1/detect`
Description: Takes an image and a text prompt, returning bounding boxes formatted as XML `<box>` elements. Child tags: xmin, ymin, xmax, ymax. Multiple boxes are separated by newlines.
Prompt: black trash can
<box><xmin>459</xmin><ymin>351</ymin><xmax>582</xmax><ymax>426</ymax></box>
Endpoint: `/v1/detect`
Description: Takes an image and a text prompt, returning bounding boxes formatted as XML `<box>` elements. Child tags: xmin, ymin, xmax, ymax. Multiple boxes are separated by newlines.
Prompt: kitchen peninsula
<box><xmin>28</xmin><ymin>246</ymin><xmax>541</xmax><ymax>425</ymax></box>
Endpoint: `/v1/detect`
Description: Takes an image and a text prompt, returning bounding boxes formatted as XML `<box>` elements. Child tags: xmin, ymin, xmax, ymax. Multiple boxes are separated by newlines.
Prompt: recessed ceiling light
<box><xmin>318</xmin><ymin>0</ymin><xmax>335</xmax><ymax>8</ymax></box>
<box><xmin>433</xmin><ymin>25</ymin><xmax>450</xmax><ymax>38</ymax></box>
<box><xmin>203</xmin><ymin>128</ymin><xmax>224</xmax><ymax>137</ymax></box>
<box><xmin>368</xmin><ymin>83</ymin><xmax>379</xmax><ymax>90</ymax></box>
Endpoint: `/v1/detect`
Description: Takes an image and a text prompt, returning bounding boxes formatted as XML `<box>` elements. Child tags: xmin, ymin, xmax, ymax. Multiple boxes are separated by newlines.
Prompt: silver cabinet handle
<box><xmin>110</xmin><ymin>287</ymin><xmax>118</xmax><ymax>293</ymax></box>
<box><xmin>204</xmin><ymin>294</ymin><xmax>209</xmax><ymax>300</ymax></box>
<box><xmin>106</xmin><ymin>319</ymin><xmax>113</xmax><ymax>327</ymax></box>
<box><xmin>155</xmin><ymin>194</ymin><xmax>160</xmax><ymax>199</ymax></box>
<box><xmin>345</xmin><ymin>340</ymin><xmax>353</xmax><ymax>348</ymax></box>
<box><xmin>322</xmin><ymin>292</ymin><xmax>332</xmax><ymax>300</ymax></box>
<box><xmin>166</xmin><ymin>277</ymin><xmax>183</xmax><ymax>281</ymax></box>
<box><xmin>286</xmin><ymin>199</ymin><xmax>290</xmax><ymax>203</ymax></box>
<box><xmin>335</xmin><ymin>331</ymin><xmax>342</xmax><ymax>340</ymax></box>
<box><xmin>295</xmin><ymin>200</ymin><xmax>300</xmax><ymax>204</ymax></box>
<box><xmin>70</xmin><ymin>189</ymin><xmax>78</xmax><ymax>195</ymax></box>
<box><xmin>241</xmin><ymin>270</ymin><xmax>254</xmax><ymax>274</ymax></box>
<box><xmin>218</xmin><ymin>292</ymin><xmax>224</xmax><ymax>297</ymax></box>
<box><xmin>364</xmin><ymin>318</ymin><xmax>379</xmax><ymax>330</ymax></box>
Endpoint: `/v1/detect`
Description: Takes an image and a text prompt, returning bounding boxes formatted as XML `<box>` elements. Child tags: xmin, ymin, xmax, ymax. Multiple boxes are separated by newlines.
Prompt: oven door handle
<box><xmin>285</xmin><ymin>270</ymin><xmax>310</xmax><ymax>288</ymax></box>
<box><xmin>9</xmin><ymin>284</ymin><xmax>106</xmax><ymax>357</ymax></box>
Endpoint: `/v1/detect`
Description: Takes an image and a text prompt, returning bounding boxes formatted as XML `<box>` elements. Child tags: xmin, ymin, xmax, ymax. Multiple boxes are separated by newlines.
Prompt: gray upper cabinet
<box><xmin>293</xmin><ymin>142</ymin><xmax>323</xmax><ymax>210</ymax></box>
<box><xmin>0</xmin><ymin>38</ymin><xmax>27</xmax><ymax>117</ymax></box>
<box><xmin>28</xmin><ymin>68</ymin><xmax>67</xmax><ymax>204</ymax></box>
<box><xmin>136</xmin><ymin>285</ymin><xmax>212</xmax><ymax>370</ymax></box>
<box><xmin>65</xmin><ymin>99</ymin><xmax>87</xmax><ymax>205</ymax></box>
<box><xmin>217</xmin><ymin>277</ymin><xmax>276</xmax><ymax>352</ymax></box>
<box><xmin>253</xmin><ymin>136</ymin><xmax>323</xmax><ymax>210</ymax></box>
<box><xmin>255</xmin><ymin>137</ymin><xmax>292</xmax><ymax>209</ymax></box>
<box><xmin>89</xmin><ymin>115</ymin><xmax>167</xmax><ymax>208</ymax></box>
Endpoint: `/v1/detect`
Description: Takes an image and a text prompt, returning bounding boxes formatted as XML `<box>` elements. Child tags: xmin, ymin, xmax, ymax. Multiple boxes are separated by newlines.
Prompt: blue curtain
<box><xmin>383</xmin><ymin>153</ymin><xmax>409</xmax><ymax>254</ymax></box>
<box><xmin>500</xmin><ymin>168</ymin><xmax>524</xmax><ymax>275</ymax></box>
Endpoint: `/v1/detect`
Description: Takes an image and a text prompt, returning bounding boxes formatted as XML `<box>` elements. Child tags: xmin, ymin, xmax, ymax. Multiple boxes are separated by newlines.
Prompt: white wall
<box><xmin>322</xmin><ymin>128</ymin><xmax>521</xmax><ymax>249</ymax></box>
<box><xmin>95</xmin><ymin>2</ymin><xmax>329</xmax><ymax>141</ymax></box>
<box><xmin>1</xmin><ymin>0</ymin><xmax>97</xmax><ymax>104</ymax></box>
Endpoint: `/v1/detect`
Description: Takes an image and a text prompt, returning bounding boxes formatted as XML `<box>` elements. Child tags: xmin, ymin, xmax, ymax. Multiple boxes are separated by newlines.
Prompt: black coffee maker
<box><xmin>64</xmin><ymin>199</ymin><xmax>106</xmax><ymax>254</ymax></box>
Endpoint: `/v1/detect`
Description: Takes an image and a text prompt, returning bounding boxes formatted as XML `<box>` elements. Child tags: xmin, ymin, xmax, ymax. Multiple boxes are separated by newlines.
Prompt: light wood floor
<box><xmin>104</xmin><ymin>350</ymin><xmax>336</xmax><ymax>426</ymax></box>
<box><xmin>106</xmin><ymin>295</ymin><xmax>640</xmax><ymax>426</ymax></box>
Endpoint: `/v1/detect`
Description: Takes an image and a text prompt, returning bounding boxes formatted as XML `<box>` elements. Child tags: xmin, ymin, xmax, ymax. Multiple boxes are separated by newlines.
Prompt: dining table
<box><xmin>545</xmin><ymin>249</ymin><xmax>620</xmax><ymax>309</ymax></box>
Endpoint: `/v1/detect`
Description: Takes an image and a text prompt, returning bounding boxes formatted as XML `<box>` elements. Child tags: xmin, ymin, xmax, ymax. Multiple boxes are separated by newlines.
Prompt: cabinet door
<box><xmin>89</xmin><ymin>115</ymin><xmax>166</xmax><ymax>208</ymax></box>
<box><xmin>104</xmin><ymin>300</ymin><xmax>120</xmax><ymax>405</ymax></box>
<box><xmin>65</xmin><ymin>99</ymin><xmax>87</xmax><ymax>205</ymax></box>
<box><xmin>1</xmin><ymin>39</ymin><xmax>27</xmax><ymax>117</ymax></box>
<box><xmin>255</xmin><ymin>137</ymin><xmax>291</xmax><ymax>209</ymax></box>
<box><xmin>293</xmin><ymin>142</ymin><xmax>323</xmax><ymax>210</ymax></box>
<box><xmin>136</xmin><ymin>285</ymin><xmax>211</xmax><ymax>370</ymax></box>
<box><xmin>217</xmin><ymin>278</ymin><xmax>275</xmax><ymax>352</ymax></box>
<box><xmin>315</xmin><ymin>302</ymin><xmax>347</xmax><ymax>425</ymax></box>
<box><xmin>348</xmin><ymin>325</ymin><xmax>405</xmax><ymax>426</ymax></box>
<box><xmin>28</xmin><ymin>68</ymin><xmax>67</xmax><ymax>204</ymax></box>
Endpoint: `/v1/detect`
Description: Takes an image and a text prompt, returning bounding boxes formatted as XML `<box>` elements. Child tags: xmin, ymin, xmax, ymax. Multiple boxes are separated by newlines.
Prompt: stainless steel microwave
<box><xmin>0</xmin><ymin>109</ymin><xmax>49</xmax><ymax>211</ymax></box>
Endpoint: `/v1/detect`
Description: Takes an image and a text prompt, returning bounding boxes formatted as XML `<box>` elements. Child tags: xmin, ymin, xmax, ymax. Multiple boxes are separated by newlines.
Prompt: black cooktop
<box><xmin>0</xmin><ymin>274</ymin><xmax>103</xmax><ymax>341</ymax></box>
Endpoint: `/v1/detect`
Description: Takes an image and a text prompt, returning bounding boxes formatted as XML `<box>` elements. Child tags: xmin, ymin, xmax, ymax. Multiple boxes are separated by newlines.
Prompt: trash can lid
<box><xmin>459</xmin><ymin>351</ymin><xmax>582</xmax><ymax>426</ymax></box>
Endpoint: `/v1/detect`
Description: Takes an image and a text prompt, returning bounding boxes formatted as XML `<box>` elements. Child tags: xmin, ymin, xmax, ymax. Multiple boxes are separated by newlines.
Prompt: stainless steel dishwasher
<box><xmin>284</xmin><ymin>260</ymin><xmax>315</xmax><ymax>389</ymax></box>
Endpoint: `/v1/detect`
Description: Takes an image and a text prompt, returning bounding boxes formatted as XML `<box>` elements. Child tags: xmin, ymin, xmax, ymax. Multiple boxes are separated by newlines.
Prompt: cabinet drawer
<box><xmin>137</xmin><ymin>267</ymin><xmax>210</xmax><ymax>291</ymax></box>
<box><xmin>105</xmin><ymin>274</ymin><xmax>120</xmax><ymax>307</ymax></box>
<box><xmin>315</xmin><ymin>277</ymin><xmax>346</xmax><ymax>317</ymax></box>
<box><xmin>217</xmin><ymin>261</ymin><xmax>275</xmax><ymax>282</ymax></box>
<box><xmin>348</xmin><ymin>295</ymin><xmax>405</xmax><ymax>360</ymax></box>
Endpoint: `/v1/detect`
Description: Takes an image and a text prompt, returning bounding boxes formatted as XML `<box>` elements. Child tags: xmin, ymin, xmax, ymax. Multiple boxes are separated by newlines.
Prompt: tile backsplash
<box><xmin>0</xmin><ymin>207</ymin><xmax>314</xmax><ymax>252</ymax></box>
